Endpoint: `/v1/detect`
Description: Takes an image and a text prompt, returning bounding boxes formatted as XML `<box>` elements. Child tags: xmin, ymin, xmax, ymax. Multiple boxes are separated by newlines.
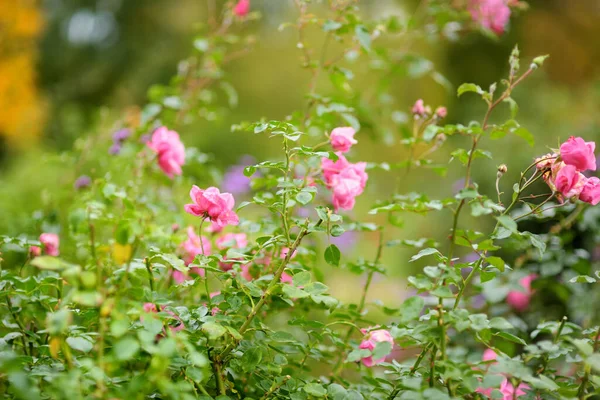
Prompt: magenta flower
<box><xmin>500</xmin><ymin>379</ymin><xmax>530</xmax><ymax>399</ymax></box>
<box><xmin>147</xmin><ymin>126</ymin><xmax>186</xmax><ymax>179</ymax></box>
<box><xmin>184</xmin><ymin>186</ymin><xmax>239</xmax><ymax>228</ymax></box>
<box><xmin>29</xmin><ymin>246</ymin><xmax>41</xmax><ymax>257</ymax></box>
<box><xmin>469</xmin><ymin>0</ymin><xmax>511</xmax><ymax>35</ymax></box>
<box><xmin>358</xmin><ymin>328</ymin><xmax>394</xmax><ymax>367</ymax></box>
<box><xmin>329</xmin><ymin>127</ymin><xmax>358</xmax><ymax>153</ymax></box>
<box><xmin>560</xmin><ymin>136</ymin><xmax>597</xmax><ymax>171</ymax></box>
<box><xmin>39</xmin><ymin>233</ymin><xmax>59</xmax><ymax>256</ymax></box>
<box><xmin>506</xmin><ymin>274</ymin><xmax>536</xmax><ymax>312</ymax></box>
<box><xmin>233</xmin><ymin>0</ymin><xmax>250</xmax><ymax>16</ymax></box>
<box><xmin>580</xmin><ymin>177</ymin><xmax>600</xmax><ymax>205</ymax></box>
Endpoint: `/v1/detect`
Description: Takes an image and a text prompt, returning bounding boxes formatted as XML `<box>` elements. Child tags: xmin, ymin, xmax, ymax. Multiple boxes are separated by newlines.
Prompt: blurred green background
<box><xmin>2</xmin><ymin>0</ymin><xmax>600</xmax><ymax>306</ymax></box>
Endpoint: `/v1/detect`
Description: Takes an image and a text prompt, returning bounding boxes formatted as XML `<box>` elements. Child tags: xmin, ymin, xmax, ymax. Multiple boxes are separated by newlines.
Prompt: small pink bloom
<box><xmin>29</xmin><ymin>246</ymin><xmax>41</xmax><ymax>257</ymax></box>
<box><xmin>560</xmin><ymin>136</ymin><xmax>597</xmax><ymax>171</ymax></box>
<box><xmin>184</xmin><ymin>186</ymin><xmax>239</xmax><ymax>228</ymax></box>
<box><xmin>233</xmin><ymin>0</ymin><xmax>250</xmax><ymax>16</ymax></box>
<box><xmin>321</xmin><ymin>154</ymin><xmax>351</xmax><ymax>185</ymax></box>
<box><xmin>500</xmin><ymin>378</ymin><xmax>530</xmax><ymax>399</ymax></box>
<box><xmin>482</xmin><ymin>349</ymin><xmax>497</xmax><ymax>362</ymax></box>
<box><xmin>554</xmin><ymin>164</ymin><xmax>586</xmax><ymax>198</ymax></box>
<box><xmin>147</xmin><ymin>127</ymin><xmax>186</xmax><ymax>178</ymax></box>
<box><xmin>358</xmin><ymin>329</ymin><xmax>394</xmax><ymax>367</ymax></box>
<box><xmin>435</xmin><ymin>107</ymin><xmax>447</xmax><ymax>119</ymax></box>
<box><xmin>216</xmin><ymin>233</ymin><xmax>248</xmax><ymax>250</ymax></box>
<box><xmin>469</xmin><ymin>0</ymin><xmax>511</xmax><ymax>35</ymax></box>
<box><xmin>329</xmin><ymin>127</ymin><xmax>358</xmax><ymax>153</ymax></box>
<box><xmin>206</xmin><ymin>220</ymin><xmax>224</xmax><ymax>234</ymax></box>
<box><xmin>143</xmin><ymin>303</ymin><xmax>158</xmax><ymax>313</ymax></box>
<box><xmin>181</xmin><ymin>226</ymin><xmax>211</xmax><ymax>264</ymax></box>
<box><xmin>535</xmin><ymin>152</ymin><xmax>558</xmax><ymax>169</ymax></box>
<box><xmin>240</xmin><ymin>264</ymin><xmax>254</xmax><ymax>281</ymax></box>
<box><xmin>165</xmin><ymin>310</ymin><xmax>185</xmax><ymax>333</ymax></box>
<box><xmin>412</xmin><ymin>99</ymin><xmax>426</xmax><ymax>116</ymax></box>
<box><xmin>580</xmin><ymin>177</ymin><xmax>600</xmax><ymax>205</ymax></box>
<box><xmin>280</xmin><ymin>272</ymin><xmax>293</xmax><ymax>284</ymax></box>
<box><xmin>506</xmin><ymin>274</ymin><xmax>536</xmax><ymax>312</ymax></box>
<box><xmin>39</xmin><ymin>233</ymin><xmax>59</xmax><ymax>256</ymax></box>
<box><xmin>321</xmin><ymin>154</ymin><xmax>368</xmax><ymax>211</ymax></box>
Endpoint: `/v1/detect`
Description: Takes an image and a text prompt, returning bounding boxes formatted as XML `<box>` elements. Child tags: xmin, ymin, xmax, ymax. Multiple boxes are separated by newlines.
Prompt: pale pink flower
<box><xmin>358</xmin><ymin>328</ymin><xmax>394</xmax><ymax>367</ymax></box>
<box><xmin>143</xmin><ymin>303</ymin><xmax>158</xmax><ymax>313</ymax></box>
<box><xmin>39</xmin><ymin>233</ymin><xmax>59</xmax><ymax>256</ymax></box>
<box><xmin>500</xmin><ymin>378</ymin><xmax>530</xmax><ymax>399</ymax></box>
<box><xmin>329</xmin><ymin>127</ymin><xmax>357</xmax><ymax>153</ymax></box>
<box><xmin>184</xmin><ymin>186</ymin><xmax>239</xmax><ymax>228</ymax></box>
<box><xmin>469</xmin><ymin>0</ymin><xmax>511</xmax><ymax>35</ymax></box>
<box><xmin>233</xmin><ymin>0</ymin><xmax>250</xmax><ymax>16</ymax></box>
<box><xmin>560</xmin><ymin>136</ymin><xmax>597</xmax><ymax>171</ymax></box>
<box><xmin>216</xmin><ymin>232</ymin><xmax>248</xmax><ymax>271</ymax></box>
<box><xmin>321</xmin><ymin>154</ymin><xmax>351</xmax><ymax>185</ymax></box>
<box><xmin>580</xmin><ymin>177</ymin><xmax>600</xmax><ymax>205</ymax></box>
<box><xmin>535</xmin><ymin>152</ymin><xmax>558</xmax><ymax>169</ymax></box>
<box><xmin>554</xmin><ymin>164</ymin><xmax>586</xmax><ymax>198</ymax></box>
<box><xmin>435</xmin><ymin>107</ymin><xmax>447</xmax><ymax>119</ymax></box>
<box><xmin>482</xmin><ymin>349</ymin><xmax>497</xmax><ymax>362</ymax></box>
<box><xmin>280</xmin><ymin>272</ymin><xmax>294</xmax><ymax>284</ymax></box>
<box><xmin>321</xmin><ymin>153</ymin><xmax>368</xmax><ymax>211</ymax></box>
<box><xmin>412</xmin><ymin>99</ymin><xmax>426</xmax><ymax>116</ymax></box>
<box><xmin>146</xmin><ymin>126</ymin><xmax>186</xmax><ymax>178</ymax></box>
<box><xmin>506</xmin><ymin>274</ymin><xmax>536</xmax><ymax>312</ymax></box>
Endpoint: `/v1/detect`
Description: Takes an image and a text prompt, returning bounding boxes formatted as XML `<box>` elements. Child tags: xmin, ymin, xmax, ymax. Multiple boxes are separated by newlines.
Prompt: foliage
<box><xmin>1</xmin><ymin>1</ymin><xmax>600</xmax><ymax>400</ymax></box>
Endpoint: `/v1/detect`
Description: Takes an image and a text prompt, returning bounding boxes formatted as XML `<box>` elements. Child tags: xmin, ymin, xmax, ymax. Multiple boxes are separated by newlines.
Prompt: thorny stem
<box><xmin>429</xmin><ymin>346</ymin><xmax>438</xmax><ymax>388</ymax></box>
<box><xmin>332</xmin><ymin>229</ymin><xmax>384</xmax><ymax>378</ymax></box>
<box><xmin>5</xmin><ymin>295</ymin><xmax>29</xmax><ymax>356</ymax></box>
<box><xmin>220</xmin><ymin>219</ymin><xmax>323</xmax><ymax>361</ymax></box>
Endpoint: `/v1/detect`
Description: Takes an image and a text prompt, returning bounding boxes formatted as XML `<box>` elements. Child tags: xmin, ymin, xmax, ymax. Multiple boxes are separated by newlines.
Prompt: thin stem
<box><xmin>514</xmin><ymin>193</ymin><xmax>555</xmax><ymax>221</ymax></box>
<box><xmin>550</xmin><ymin>203</ymin><xmax>585</xmax><ymax>234</ymax></box>
<box><xmin>438</xmin><ymin>303</ymin><xmax>446</xmax><ymax>360</ymax></box>
<box><xmin>5</xmin><ymin>295</ymin><xmax>29</xmax><ymax>356</ymax></box>
<box><xmin>429</xmin><ymin>346</ymin><xmax>438</xmax><ymax>388</ymax></box>
<box><xmin>577</xmin><ymin>326</ymin><xmax>600</xmax><ymax>399</ymax></box>
<box><xmin>453</xmin><ymin>258</ymin><xmax>483</xmax><ymax>310</ymax></box>
<box><xmin>410</xmin><ymin>342</ymin><xmax>433</xmax><ymax>375</ymax></box>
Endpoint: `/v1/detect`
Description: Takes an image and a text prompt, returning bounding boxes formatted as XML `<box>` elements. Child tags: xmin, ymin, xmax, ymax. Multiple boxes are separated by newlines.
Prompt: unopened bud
<box><xmin>497</xmin><ymin>164</ymin><xmax>508</xmax><ymax>175</ymax></box>
<box><xmin>436</xmin><ymin>133</ymin><xmax>447</xmax><ymax>144</ymax></box>
<box><xmin>532</xmin><ymin>54</ymin><xmax>549</xmax><ymax>68</ymax></box>
<box><xmin>435</xmin><ymin>107</ymin><xmax>447</xmax><ymax>119</ymax></box>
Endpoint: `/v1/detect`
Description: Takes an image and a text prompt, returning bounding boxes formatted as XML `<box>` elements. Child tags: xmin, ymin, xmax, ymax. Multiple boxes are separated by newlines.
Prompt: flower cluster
<box><xmin>321</xmin><ymin>153</ymin><xmax>368</xmax><ymax>211</ymax></box>
<box><xmin>411</xmin><ymin>99</ymin><xmax>447</xmax><ymax>120</ymax></box>
<box><xmin>329</xmin><ymin>127</ymin><xmax>357</xmax><ymax>153</ymax></box>
<box><xmin>35</xmin><ymin>233</ymin><xmax>59</xmax><ymax>257</ymax></box>
<box><xmin>146</xmin><ymin>126</ymin><xmax>186</xmax><ymax>179</ymax></box>
<box><xmin>536</xmin><ymin>136</ymin><xmax>600</xmax><ymax>205</ymax></box>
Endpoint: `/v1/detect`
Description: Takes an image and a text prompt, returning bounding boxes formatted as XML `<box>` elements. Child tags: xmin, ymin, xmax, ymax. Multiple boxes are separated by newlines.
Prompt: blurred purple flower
<box><xmin>222</xmin><ymin>156</ymin><xmax>255</xmax><ymax>195</ymax></box>
<box><xmin>74</xmin><ymin>175</ymin><xmax>91</xmax><ymax>189</ymax></box>
<box><xmin>453</xmin><ymin>178</ymin><xmax>466</xmax><ymax>195</ymax></box>
<box><xmin>109</xmin><ymin>143</ymin><xmax>121</xmax><ymax>155</ymax></box>
<box><xmin>471</xmin><ymin>294</ymin><xmax>486</xmax><ymax>309</ymax></box>
<box><xmin>113</xmin><ymin>128</ymin><xmax>131</xmax><ymax>143</ymax></box>
<box><xmin>330</xmin><ymin>231</ymin><xmax>358</xmax><ymax>252</ymax></box>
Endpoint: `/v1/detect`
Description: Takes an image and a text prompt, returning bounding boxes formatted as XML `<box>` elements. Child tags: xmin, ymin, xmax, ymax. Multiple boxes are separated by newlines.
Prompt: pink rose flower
<box><xmin>554</xmin><ymin>164</ymin><xmax>586</xmax><ymax>198</ymax></box>
<box><xmin>172</xmin><ymin>265</ymin><xmax>205</xmax><ymax>284</ymax></box>
<box><xmin>411</xmin><ymin>99</ymin><xmax>426</xmax><ymax>116</ymax></box>
<box><xmin>184</xmin><ymin>186</ymin><xmax>239</xmax><ymax>228</ymax></box>
<box><xmin>358</xmin><ymin>328</ymin><xmax>394</xmax><ymax>367</ymax></box>
<box><xmin>39</xmin><ymin>233</ymin><xmax>60</xmax><ymax>256</ymax></box>
<box><xmin>146</xmin><ymin>127</ymin><xmax>186</xmax><ymax>179</ymax></box>
<box><xmin>469</xmin><ymin>0</ymin><xmax>511</xmax><ymax>35</ymax></box>
<box><xmin>506</xmin><ymin>274</ymin><xmax>536</xmax><ymax>312</ymax></box>
<box><xmin>233</xmin><ymin>0</ymin><xmax>250</xmax><ymax>16</ymax></box>
<box><xmin>143</xmin><ymin>303</ymin><xmax>158</xmax><ymax>313</ymax></box>
<box><xmin>280</xmin><ymin>271</ymin><xmax>293</xmax><ymax>284</ymax></box>
<box><xmin>580</xmin><ymin>176</ymin><xmax>600</xmax><ymax>205</ymax></box>
<box><xmin>321</xmin><ymin>154</ymin><xmax>351</xmax><ymax>185</ymax></box>
<box><xmin>482</xmin><ymin>349</ymin><xmax>497</xmax><ymax>362</ymax></box>
<box><xmin>560</xmin><ymin>136</ymin><xmax>596</xmax><ymax>171</ymax></box>
<box><xmin>181</xmin><ymin>226</ymin><xmax>211</xmax><ymax>264</ymax></box>
<box><xmin>329</xmin><ymin>127</ymin><xmax>358</xmax><ymax>153</ymax></box>
<box><xmin>500</xmin><ymin>379</ymin><xmax>530</xmax><ymax>399</ymax></box>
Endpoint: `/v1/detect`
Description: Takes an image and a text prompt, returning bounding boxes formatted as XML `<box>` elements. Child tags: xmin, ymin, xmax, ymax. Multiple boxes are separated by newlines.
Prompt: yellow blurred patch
<box><xmin>49</xmin><ymin>336</ymin><xmax>61</xmax><ymax>358</ymax></box>
<box><xmin>112</xmin><ymin>243</ymin><xmax>132</xmax><ymax>265</ymax></box>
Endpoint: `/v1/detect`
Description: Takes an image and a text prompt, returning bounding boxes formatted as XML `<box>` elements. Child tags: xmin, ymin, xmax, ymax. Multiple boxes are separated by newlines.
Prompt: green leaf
<box><xmin>489</xmin><ymin>317</ymin><xmax>514</xmax><ymax>330</ymax></box>
<box><xmin>324</xmin><ymin>244</ymin><xmax>340</xmax><ymax>267</ymax></box>
<box><xmin>486</xmin><ymin>256</ymin><xmax>505</xmax><ymax>272</ymax></box>
<box><xmin>296</xmin><ymin>191</ymin><xmax>313</xmax><ymax>205</ymax></box>
<box><xmin>409</xmin><ymin>248</ymin><xmax>440</xmax><ymax>262</ymax></box>
<box><xmin>241</xmin><ymin>348</ymin><xmax>263</xmax><ymax>372</ymax></box>
<box><xmin>494</xmin><ymin>331</ymin><xmax>526</xmax><ymax>345</ymax></box>
<box><xmin>304</xmin><ymin>383</ymin><xmax>327</xmax><ymax>397</ymax></box>
<box><xmin>114</xmin><ymin>337</ymin><xmax>140</xmax><ymax>361</ymax></box>
<box><xmin>150</xmin><ymin>253</ymin><xmax>187</xmax><ymax>273</ymax></box>
<box><xmin>513</xmin><ymin>127</ymin><xmax>534</xmax><ymax>147</ymax></box>
<box><xmin>495</xmin><ymin>215</ymin><xmax>518</xmax><ymax>234</ymax></box>
<box><xmin>323</xmin><ymin>20</ymin><xmax>342</xmax><ymax>32</ymax></box>
<box><xmin>586</xmin><ymin>353</ymin><xmax>600</xmax><ymax>372</ymax></box>
<box><xmin>31</xmin><ymin>256</ymin><xmax>75</xmax><ymax>271</ymax></box>
<box><xmin>399</xmin><ymin>296</ymin><xmax>425</xmax><ymax>323</ymax></box>
<box><xmin>371</xmin><ymin>340</ymin><xmax>392</xmax><ymax>360</ymax></box>
<box><xmin>569</xmin><ymin>275</ymin><xmax>596</xmax><ymax>283</ymax></box>
<box><xmin>292</xmin><ymin>271</ymin><xmax>311</xmax><ymax>287</ymax></box>
<box><xmin>282</xmin><ymin>284</ymin><xmax>309</xmax><ymax>299</ymax></box>
<box><xmin>66</xmin><ymin>337</ymin><xmax>93</xmax><ymax>353</ymax></box>
<box><xmin>202</xmin><ymin>322</ymin><xmax>227</xmax><ymax>339</ymax></box>
<box><xmin>354</xmin><ymin>25</ymin><xmax>371</xmax><ymax>51</ymax></box>
<box><xmin>457</xmin><ymin>83</ymin><xmax>484</xmax><ymax>97</ymax></box>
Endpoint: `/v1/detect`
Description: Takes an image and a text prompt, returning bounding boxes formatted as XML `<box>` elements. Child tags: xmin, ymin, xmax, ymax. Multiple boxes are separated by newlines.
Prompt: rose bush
<box><xmin>1</xmin><ymin>1</ymin><xmax>600</xmax><ymax>399</ymax></box>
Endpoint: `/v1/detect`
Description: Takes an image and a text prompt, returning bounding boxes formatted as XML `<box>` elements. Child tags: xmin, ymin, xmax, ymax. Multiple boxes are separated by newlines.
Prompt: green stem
<box><xmin>5</xmin><ymin>295</ymin><xmax>29</xmax><ymax>356</ymax></box>
<box><xmin>260</xmin><ymin>375</ymin><xmax>291</xmax><ymax>400</ymax></box>
<box><xmin>453</xmin><ymin>258</ymin><xmax>484</xmax><ymax>310</ymax></box>
<box><xmin>577</xmin><ymin>326</ymin><xmax>600</xmax><ymax>399</ymax></box>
